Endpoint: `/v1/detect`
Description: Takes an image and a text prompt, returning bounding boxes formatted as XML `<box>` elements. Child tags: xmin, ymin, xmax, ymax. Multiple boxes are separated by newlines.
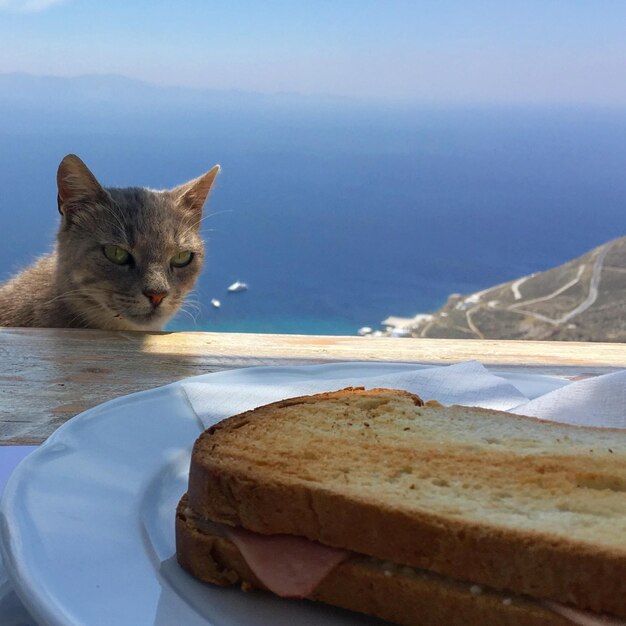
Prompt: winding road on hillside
<box><xmin>507</xmin><ymin>241</ymin><xmax>613</xmax><ymax>326</ymax></box>
<box><xmin>456</xmin><ymin>240</ymin><xmax>615</xmax><ymax>337</ymax></box>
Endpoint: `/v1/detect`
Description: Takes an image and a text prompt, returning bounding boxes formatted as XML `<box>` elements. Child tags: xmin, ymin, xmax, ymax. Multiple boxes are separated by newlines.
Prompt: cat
<box><xmin>0</xmin><ymin>154</ymin><xmax>220</xmax><ymax>331</ymax></box>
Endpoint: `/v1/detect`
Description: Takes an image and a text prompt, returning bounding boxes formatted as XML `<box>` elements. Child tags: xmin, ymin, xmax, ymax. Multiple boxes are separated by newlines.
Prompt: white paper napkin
<box><xmin>181</xmin><ymin>360</ymin><xmax>625</xmax><ymax>430</ymax></box>
<box><xmin>181</xmin><ymin>361</ymin><xmax>527</xmax><ymax>429</ymax></box>
<box><xmin>513</xmin><ymin>369</ymin><xmax>626</xmax><ymax>428</ymax></box>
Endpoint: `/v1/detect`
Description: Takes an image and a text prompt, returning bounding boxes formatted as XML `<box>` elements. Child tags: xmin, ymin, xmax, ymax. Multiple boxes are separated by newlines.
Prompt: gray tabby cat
<box><xmin>0</xmin><ymin>154</ymin><xmax>219</xmax><ymax>330</ymax></box>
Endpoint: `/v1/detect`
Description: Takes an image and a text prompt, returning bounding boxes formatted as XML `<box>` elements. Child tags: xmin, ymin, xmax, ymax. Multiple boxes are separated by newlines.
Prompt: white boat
<box><xmin>211</xmin><ymin>299</ymin><xmax>221</xmax><ymax>308</ymax></box>
<box><xmin>227</xmin><ymin>280</ymin><xmax>248</xmax><ymax>293</ymax></box>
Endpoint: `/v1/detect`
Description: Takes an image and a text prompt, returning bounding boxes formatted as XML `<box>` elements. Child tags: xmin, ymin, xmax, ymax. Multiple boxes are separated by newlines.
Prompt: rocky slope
<box><xmin>381</xmin><ymin>236</ymin><xmax>626</xmax><ymax>342</ymax></box>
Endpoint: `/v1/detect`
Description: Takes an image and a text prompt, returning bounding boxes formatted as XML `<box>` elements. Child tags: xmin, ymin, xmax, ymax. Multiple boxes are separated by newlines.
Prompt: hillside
<box><xmin>381</xmin><ymin>236</ymin><xmax>626</xmax><ymax>342</ymax></box>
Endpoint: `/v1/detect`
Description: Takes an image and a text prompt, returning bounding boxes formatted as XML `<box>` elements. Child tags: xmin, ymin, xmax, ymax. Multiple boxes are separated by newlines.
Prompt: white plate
<box><xmin>0</xmin><ymin>363</ymin><xmax>567</xmax><ymax>626</ymax></box>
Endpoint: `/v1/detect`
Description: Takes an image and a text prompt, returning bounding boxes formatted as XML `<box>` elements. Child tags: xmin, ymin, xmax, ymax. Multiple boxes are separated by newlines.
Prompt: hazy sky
<box><xmin>1</xmin><ymin>0</ymin><xmax>626</xmax><ymax>104</ymax></box>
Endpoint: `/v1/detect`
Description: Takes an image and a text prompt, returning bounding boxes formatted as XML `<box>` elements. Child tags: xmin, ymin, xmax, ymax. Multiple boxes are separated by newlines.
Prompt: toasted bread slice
<box><xmin>187</xmin><ymin>387</ymin><xmax>626</xmax><ymax>617</ymax></box>
<box><xmin>176</xmin><ymin>495</ymin><xmax>571</xmax><ymax>626</ymax></box>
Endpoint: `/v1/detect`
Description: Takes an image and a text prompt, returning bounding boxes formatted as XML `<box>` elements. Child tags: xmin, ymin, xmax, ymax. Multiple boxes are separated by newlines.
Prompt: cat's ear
<box><xmin>57</xmin><ymin>154</ymin><xmax>106</xmax><ymax>215</ymax></box>
<box><xmin>171</xmin><ymin>165</ymin><xmax>220</xmax><ymax>219</ymax></box>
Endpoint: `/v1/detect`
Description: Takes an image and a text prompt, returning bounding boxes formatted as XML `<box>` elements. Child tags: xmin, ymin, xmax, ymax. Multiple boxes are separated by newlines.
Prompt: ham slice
<box><xmin>219</xmin><ymin>523</ymin><xmax>624</xmax><ymax>624</ymax></box>
<box><xmin>223</xmin><ymin>525</ymin><xmax>349</xmax><ymax>598</ymax></box>
<box><xmin>543</xmin><ymin>601</ymin><xmax>626</xmax><ymax>626</ymax></box>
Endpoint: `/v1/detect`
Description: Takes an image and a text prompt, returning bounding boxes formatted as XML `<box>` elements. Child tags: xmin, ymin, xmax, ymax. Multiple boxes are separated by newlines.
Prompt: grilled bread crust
<box><xmin>186</xmin><ymin>387</ymin><xmax>626</xmax><ymax>618</ymax></box>
<box><xmin>176</xmin><ymin>496</ymin><xmax>571</xmax><ymax>626</ymax></box>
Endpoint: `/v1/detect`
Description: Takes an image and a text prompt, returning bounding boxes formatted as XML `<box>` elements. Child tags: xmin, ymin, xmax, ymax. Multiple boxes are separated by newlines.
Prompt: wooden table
<box><xmin>2</xmin><ymin>327</ymin><xmax>626</xmax><ymax>445</ymax></box>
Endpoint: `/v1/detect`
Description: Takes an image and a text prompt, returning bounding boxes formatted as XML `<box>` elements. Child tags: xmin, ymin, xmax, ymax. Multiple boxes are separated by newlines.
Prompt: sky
<box><xmin>1</xmin><ymin>0</ymin><xmax>626</xmax><ymax>104</ymax></box>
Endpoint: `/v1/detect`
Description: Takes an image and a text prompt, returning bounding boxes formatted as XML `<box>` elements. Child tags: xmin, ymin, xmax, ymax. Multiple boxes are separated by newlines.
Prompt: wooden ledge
<box><xmin>1</xmin><ymin>327</ymin><xmax>625</xmax><ymax>444</ymax></box>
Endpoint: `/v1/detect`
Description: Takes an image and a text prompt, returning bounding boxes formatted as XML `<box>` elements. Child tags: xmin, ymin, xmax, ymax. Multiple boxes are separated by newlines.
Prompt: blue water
<box><xmin>1</xmin><ymin>79</ymin><xmax>626</xmax><ymax>335</ymax></box>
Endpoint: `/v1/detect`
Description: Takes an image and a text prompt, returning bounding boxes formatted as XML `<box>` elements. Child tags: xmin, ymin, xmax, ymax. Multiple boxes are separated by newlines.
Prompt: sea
<box><xmin>1</xmin><ymin>76</ymin><xmax>626</xmax><ymax>335</ymax></box>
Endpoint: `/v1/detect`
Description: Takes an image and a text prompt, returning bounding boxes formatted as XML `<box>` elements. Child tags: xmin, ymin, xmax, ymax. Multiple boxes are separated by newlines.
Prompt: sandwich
<box><xmin>175</xmin><ymin>387</ymin><xmax>626</xmax><ymax>625</ymax></box>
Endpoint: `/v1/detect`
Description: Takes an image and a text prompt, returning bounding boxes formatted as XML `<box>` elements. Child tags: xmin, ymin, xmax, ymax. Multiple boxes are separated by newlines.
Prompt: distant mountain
<box><xmin>0</xmin><ymin>71</ymin><xmax>257</xmax><ymax>104</ymax></box>
<box><xmin>381</xmin><ymin>236</ymin><xmax>626</xmax><ymax>342</ymax></box>
<box><xmin>0</xmin><ymin>72</ymin><xmax>354</xmax><ymax>108</ymax></box>
<box><xmin>0</xmin><ymin>71</ymin><xmax>370</xmax><ymax>138</ymax></box>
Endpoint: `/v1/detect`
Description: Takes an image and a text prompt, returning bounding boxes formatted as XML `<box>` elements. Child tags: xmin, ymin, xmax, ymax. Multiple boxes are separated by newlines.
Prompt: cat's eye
<box><xmin>103</xmin><ymin>245</ymin><xmax>131</xmax><ymax>265</ymax></box>
<box><xmin>170</xmin><ymin>251</ymin><xmax>194</xmax><ymax>268</ymax></box>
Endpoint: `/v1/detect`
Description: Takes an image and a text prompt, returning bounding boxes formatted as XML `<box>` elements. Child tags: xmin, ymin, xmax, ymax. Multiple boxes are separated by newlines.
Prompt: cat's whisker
<box><xmin>64</xmin><ymin>302</ymin><xmax>115</xmax><ymax>328</ymax></box>
<box><xmin>179</xmin><ymin>293</ymin><xmax>199</xmax><ymax>305</ymax></box>
<box><xmin>177</xmin><ymin>308</ymin><xmax>196</xmax><ymax>322</ymax></box>
<box><xmin>175</xmin><ymin>209</ymin><xmax>229</xmax><ymax>241</ymax></box>
<box><xmin>99</xmin><ymin>202</ymin><xmax>129</xmax><ymax>238</ymax></box>
<box><xmin>182</xmin><ymin>287</ymin><xmax>202</xmax><ymax>299</ymax></box>
<box><xmin>181</xmin><ymin>304</ymin><xmax>202</xmax><ymax>317</ymax></box>
<box><xmin>183</xmin><ymin>298</ymin><xmax>202</xmax><ymax>310</ymax></box>
<box><xmin>176</xmin><ymin>222</ymin><xmax>205</xmax><ymax>244</ymax></box>
<box><xmin>177</xmin><ymin>208</ymin><xmax>228</xmax><ymax>239</ymax></box>
<box><xmin>176</xmin><ymin>305</ymin><xmax>200</xmax><ymax>325</ymax></box>
<box><xmin>39</xmin><ymin>286</ymin><xmax>119</xmax><ymax>309</ymax></box>
<box><xmin>39</xmin><ymin>290</ymin><xmax>99</xmax><ymax>309</ymax></box>
<box><xmin>73</xmin><ymin>204</ymin><xmax>128</xmax><ymax>241</ymax></box>
<box><xmin>180</xmin><ymin>295</ymin><xmax>202</xmax><ymax>314</ymax></box>
<box><xmin>201</xmin><ymin>209</ymin><xmax>233</xmax><ymax>221</ymax></box>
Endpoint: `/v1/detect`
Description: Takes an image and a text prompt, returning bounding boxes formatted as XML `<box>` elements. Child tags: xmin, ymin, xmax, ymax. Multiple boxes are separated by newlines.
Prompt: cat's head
<box><xmin>55</xmin><ymin>154</ymin><xmax>220</xmax><ymax>331</ymax></box>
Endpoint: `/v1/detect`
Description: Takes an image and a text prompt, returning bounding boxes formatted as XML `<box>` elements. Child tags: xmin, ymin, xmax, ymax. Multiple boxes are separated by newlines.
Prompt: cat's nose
<box><xmin>143</xmin><ymin>290</ymin><xmax>168</xmax><ymax>308</ymax></box>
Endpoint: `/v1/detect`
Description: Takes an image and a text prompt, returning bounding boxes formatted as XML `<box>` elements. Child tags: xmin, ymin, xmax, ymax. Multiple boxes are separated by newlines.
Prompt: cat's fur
<box><xmin>0</xmin><ymin>154</ymin><xmax>219</xmax><ymax>331</ymax></box>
